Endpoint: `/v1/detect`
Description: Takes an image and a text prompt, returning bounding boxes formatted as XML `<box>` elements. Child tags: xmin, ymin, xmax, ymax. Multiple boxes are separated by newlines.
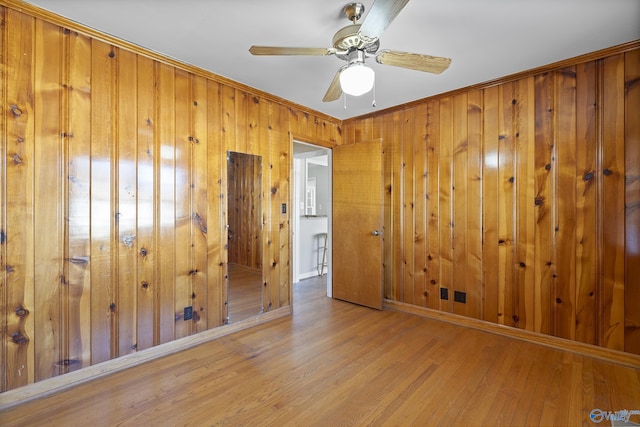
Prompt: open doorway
<box><xmin>293</xmin><ymin>141</ymin><xmax>332</xmax><ymax>297</ymax></box>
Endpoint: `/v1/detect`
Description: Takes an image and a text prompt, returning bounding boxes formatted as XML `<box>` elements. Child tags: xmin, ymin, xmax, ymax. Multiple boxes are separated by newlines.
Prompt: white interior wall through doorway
<box><xmin>293</xmin><ymin>140</ymin><xmax>332</xmax><ymax>297</ymax></box>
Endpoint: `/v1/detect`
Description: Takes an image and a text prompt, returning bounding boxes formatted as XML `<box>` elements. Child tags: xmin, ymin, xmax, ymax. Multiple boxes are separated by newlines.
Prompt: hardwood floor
<box><xmin>2</xmin><ymin>276</ymin><xmax>639</xmax><ymax>426</ymax></box>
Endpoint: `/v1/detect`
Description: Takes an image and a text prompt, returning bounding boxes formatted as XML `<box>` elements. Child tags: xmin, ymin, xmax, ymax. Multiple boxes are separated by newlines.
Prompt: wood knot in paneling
<box><xmin>193</xmin><ymin>213</ymin><xmax>207</xmax><ymax>234</ymax></box>
<box><xmin>15</xmin><ymin>307</ymin><xmax>29</xmax><ymax>317</ymax></box>
<box><xmin>11</xmin><ymin>333</ymin><xmax>28</xmax><ymax>345</ymax></box>
<box><xmin>66</xmin><ymin>256</ymin><xmax>89</xmax><ymax>265</ymax></box>
<box><xmin>626</xmin><ymin>76</ymin><xmax>640</xmax><ymax>91</ymax></box>
<box><xmin>10</xmin><ymin>104</ymin><xmax>22</xmax><ymax>117</ymax></box>
<box><xmin>57</xmin><ymin>358</ymin><xmax>80</xmax><ymax>367</ymax></box>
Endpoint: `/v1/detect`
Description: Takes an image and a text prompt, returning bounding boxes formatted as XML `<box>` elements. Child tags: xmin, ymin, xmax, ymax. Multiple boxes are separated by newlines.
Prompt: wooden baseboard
<box><xmin>0</xmin><ymin>306</ymin><xmax>292</xmax><ymax>410</ymax></box>
<box><xmin>384</xmin><ymin>299</ymin><xmax>640</xmax><ymax>369</ymax></box>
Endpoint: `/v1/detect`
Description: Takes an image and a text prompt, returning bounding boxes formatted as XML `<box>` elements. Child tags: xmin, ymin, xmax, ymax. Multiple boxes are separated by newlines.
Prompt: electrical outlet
<box><xmin>184</xmin><ymin>306</ymin><xmax>193</xmax><ymax>321</ymax></box>
<box><xmin>440</xmin><ymin>287</ymin><xmax>449</xmax><ymax>300</ymax></box>
<box><xmin>454</xmin><ymin>291</ymin><xmax>467</xmax><ymax>304</ymax></box>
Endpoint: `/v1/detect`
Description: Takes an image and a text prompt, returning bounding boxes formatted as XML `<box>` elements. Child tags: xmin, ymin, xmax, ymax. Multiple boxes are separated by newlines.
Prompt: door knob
<box><xmin>372</xmin><ymin>230</ymin><xmax>381</xmax><ymax>236</ymax></box>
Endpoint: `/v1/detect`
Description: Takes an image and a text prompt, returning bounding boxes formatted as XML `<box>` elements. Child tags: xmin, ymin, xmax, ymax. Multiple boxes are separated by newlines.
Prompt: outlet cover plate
<box><xmin>454</xmin><ymin>291</ymin><xmax>467</xmax><ymax>304</ymax></box>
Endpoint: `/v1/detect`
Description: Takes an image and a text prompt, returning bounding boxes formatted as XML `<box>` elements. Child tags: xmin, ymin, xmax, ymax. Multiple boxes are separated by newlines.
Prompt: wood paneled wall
<box><xmin>0</xmin><ymin>4</ymin><xmax>340</xmax><ymax>392</ymax></box>
<box><xmin>227</xmin><ymin>152</ymin><xmax>263</xmax><ymax>270</ymax></box>
<box><xmin>343</xmin><ymin>42</ymin><xmax>640</xmax><ymax>356</ymax></box>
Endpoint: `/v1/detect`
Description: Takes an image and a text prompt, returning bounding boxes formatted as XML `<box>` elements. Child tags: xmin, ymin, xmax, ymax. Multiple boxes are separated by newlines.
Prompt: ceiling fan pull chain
<box><xmin>372</xmin><ymin>80</ymin><xmax>377</xmax><ymax>108</ymax></box>
<box><xmin>344</xmin><ymin>93</ymin><xmax>348</xmax><ymax>109</ymax></box>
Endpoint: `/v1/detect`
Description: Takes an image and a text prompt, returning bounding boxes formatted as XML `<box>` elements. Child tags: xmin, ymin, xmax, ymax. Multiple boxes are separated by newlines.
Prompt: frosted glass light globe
<box><xmin>339</xmin><ymin>64</ymin><xmax>375</xmax><ymax>96</ymax></box>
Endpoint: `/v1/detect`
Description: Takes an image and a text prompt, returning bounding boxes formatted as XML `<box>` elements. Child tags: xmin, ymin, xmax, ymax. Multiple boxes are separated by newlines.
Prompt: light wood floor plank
<box><xmin>2</xmin><ymin>276</ymin><xmax>639</xmax><ymax>426</ymax></box>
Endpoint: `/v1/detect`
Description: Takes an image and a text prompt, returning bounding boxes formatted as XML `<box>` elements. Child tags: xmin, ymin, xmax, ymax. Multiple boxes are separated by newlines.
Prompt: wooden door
<box><xmin>333</xmin><ymin>140</ymin><xmax>384</xmax><ymax>309</ymax></box>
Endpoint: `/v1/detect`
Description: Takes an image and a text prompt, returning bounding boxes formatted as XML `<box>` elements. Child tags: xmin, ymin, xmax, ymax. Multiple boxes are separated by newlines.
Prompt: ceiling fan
<box><xmin>249</xmin><ymin>0</ymin><xmax>452</xmax><ymax>103</ymax></box>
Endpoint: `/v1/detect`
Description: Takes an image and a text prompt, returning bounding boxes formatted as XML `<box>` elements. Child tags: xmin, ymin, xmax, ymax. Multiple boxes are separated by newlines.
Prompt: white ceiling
<box><xmin>25</xmin><ymin>0</ymin><xmax>640</xmax><ymax>120</ymax></box>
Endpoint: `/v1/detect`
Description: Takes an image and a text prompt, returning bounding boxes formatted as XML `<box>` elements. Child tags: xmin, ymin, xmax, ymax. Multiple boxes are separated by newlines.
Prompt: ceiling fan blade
<box><xmin>249</xmin><ymin>46</ymin><xmax>335</xmax><ymax>56</ymax></box>
<box><xmin>376</xmin><ymin>50</ymin><xmax>452</xmax><ymax>74</ymax></box>
<box><xmin>358</xmin><ymin>0</ymin><xmax>410</xmax><ymax>41</ymax></box>
<box><xmin>322</xmin><ymin>70</ymin><xmax>343</xmax><ymax>102</ymax></box>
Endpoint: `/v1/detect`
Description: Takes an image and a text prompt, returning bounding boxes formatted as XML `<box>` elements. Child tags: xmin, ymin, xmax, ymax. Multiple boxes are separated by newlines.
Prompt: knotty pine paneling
<box><xmin>4</xmin><ymin>7</ymin><xmax>36</xmax><ymax>390</ymax></box>
<box><xmin>625</xmin><ymin>48</ymin><xmax>640</xmax><ymax>355</ymax></box>
<box><xmin>34</xmin><ymin>19</ymin><xmax>64</xmax><ymax>382</ymax></box>
<box><xmin>344</xmin><ymin>42</ymin><xmax>640</xmax><ymax>355</ymax></box>
<box><xmin>0</xmin><ymin>4</ymin><xmax>341</xmax><ymax>392</ymax></box>
<box><xmin>66</xmin><ymin>28</ymin><xmax>92</xmax><ymax>373</ymax></box>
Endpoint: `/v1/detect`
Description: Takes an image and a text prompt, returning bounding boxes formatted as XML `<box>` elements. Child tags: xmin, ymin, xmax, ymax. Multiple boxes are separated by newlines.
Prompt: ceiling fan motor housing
<box><xmin>333</xmin><ymin>24</ymin><xmax>364</xmax><ymax>51</ymax></box>
<box><xmin>346</xmin><ymin>49</ymin><xmax>367</xmax><ymax>66</ymax></box>
<box><xmin>333</xmin><ymin>24</ymin><xmax>380</xmax><ymax>61</ymax></box>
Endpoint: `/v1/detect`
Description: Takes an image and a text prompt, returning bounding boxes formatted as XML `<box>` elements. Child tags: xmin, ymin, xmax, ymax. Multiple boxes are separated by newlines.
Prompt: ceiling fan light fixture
<box><xmin>340</xmin><ymin>62</ymin><xmax>375</xmax><ymax>96</ymax></box>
